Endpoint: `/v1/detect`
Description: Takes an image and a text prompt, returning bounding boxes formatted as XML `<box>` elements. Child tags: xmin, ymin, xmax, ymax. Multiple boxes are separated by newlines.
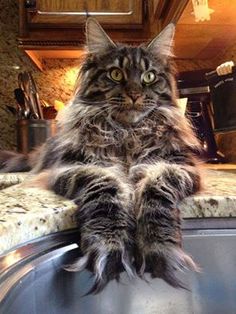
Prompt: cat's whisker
<box><xmin>108</xmin><ymin>96</ymin><xmax>125</xmax><ymax>100</ymax></box>
<box><xmin>78</xmin><ymin>99</ymin><xmax>108</xmax><ymax>105</ymax></box>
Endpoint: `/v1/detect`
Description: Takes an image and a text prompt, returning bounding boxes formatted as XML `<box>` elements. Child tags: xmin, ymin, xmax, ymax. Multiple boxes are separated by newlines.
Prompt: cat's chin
<box><xmin>114</xmin><ymin>109</ymin><xmax>151</xmax><ymax>125</ymax></box>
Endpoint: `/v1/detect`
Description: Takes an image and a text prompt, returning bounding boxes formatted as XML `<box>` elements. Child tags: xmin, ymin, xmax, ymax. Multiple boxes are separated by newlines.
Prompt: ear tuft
<box><xmin>147</xmin><ymin>23</ymin><xmax>175</xmax><ymax>58</ymax></box>
<box><xmin>86</xmin><ymin>18</ymin><xmax>116</xmax><ymax>54</ymax></box>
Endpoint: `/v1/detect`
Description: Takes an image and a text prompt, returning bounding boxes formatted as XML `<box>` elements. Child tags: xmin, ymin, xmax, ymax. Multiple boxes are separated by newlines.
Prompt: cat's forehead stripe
<box><xmin>112</xmin><ymin>48</ymin><xmax>151</xmax><ymax>72</ymax></box>
<box><xmin>86</xmin><ymin>46</ymin><xmax>153</xmax><ymax>75</ymax></box>
<box><xmin>122</xmin><ymin>56</ymin><xmax>129</xmax><ymax>68</ymax></box>
<box><xmin>135</xmin><ymin>48</ymin><xmax>141</xmax><ymax>64</ymax></box>
<box><xmin>140</xmin><ymin>58</ymin><xmax>147</xmax><ymax>71</ymax></box>
<box><xmin>143</xmin><ymin>57</ymin><xmax>151</xmax><ymax>70</ymax></box>
<box><xmin>114</xmin><ymin>58</ymin><xmax>120</xmax><ymax>67</ymax></box>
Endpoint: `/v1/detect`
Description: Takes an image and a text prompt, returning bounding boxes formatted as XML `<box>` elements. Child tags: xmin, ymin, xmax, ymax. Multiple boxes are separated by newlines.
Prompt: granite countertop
<box><xmin>0</xmin><ymin>168</ymin><xmax>236</xmax><ymax>255</ymax></box>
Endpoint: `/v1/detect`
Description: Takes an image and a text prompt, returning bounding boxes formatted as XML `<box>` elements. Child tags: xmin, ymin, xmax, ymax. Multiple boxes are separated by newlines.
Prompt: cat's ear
<box><xmin>147</xmin><ymin>23</ymin><xmax>175</xmax><ymax>58</ymax></box>
<box><xmin>86</xmin><ymin>18</ymin><xmax>116</xmax><ymax>54</ymax></box>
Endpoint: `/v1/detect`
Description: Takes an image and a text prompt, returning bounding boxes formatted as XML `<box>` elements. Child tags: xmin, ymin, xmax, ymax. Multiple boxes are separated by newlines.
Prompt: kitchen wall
<box><xmin>0</xmin><ymin>0</ymin><xmax>80</xmax><ymax>150</ymax></box>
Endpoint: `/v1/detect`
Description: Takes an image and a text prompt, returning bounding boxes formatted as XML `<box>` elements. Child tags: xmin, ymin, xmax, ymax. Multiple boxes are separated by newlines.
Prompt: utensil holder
<box><xmin>16</xmin><ymin>119</ymin><xmax>57</xmax><ymax>154</ymax></box>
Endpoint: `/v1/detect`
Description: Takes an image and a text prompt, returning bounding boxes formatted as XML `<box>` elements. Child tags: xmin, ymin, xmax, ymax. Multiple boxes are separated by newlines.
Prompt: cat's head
<box><xmin>76</xmin><ymin>18</ymin><xmax>176</xmax><ymax>125</ymax></box>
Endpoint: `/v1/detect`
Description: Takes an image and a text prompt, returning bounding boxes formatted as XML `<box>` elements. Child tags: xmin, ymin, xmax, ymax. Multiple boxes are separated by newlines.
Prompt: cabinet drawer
<box><xmin>27</xmin><ymin>0</ymin><xmax>143</xmax><ymax>28</ymax></box>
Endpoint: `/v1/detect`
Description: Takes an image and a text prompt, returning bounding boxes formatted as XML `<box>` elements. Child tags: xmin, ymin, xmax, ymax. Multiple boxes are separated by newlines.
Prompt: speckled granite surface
<box><xmin>0</xmin><ymin>173</ymin><xmax>29</xmax><ymax>190</ymax></box>
<box><xmin>181</xmin><ymin>170</ymin><xmax>236</xmax><ymax>218</ymax></box>
<box><xmin>0</xmin><ymin>183</ymin><xmax>77</xmax><ymax>254</ymax></box>
<box><xmin>0</xmin><ymin>169</ymin><xmax>236</xmax><ymax>255</ymax></box>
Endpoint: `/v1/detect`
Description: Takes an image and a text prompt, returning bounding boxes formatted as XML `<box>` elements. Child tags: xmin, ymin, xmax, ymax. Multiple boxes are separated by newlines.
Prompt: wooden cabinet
<box><xmin>26</xmin><ymin>0</ymin><xmax>143</xmax><ymax>28</ymax></box>
<box><xmin>19</xmin><ymin>0</ymin><xmax>189</xmax><ymax>71</ymax></box>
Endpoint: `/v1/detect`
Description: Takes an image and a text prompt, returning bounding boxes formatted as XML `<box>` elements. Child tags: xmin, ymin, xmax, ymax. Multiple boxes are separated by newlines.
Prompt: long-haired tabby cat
<box><xmin>0</xmin><ymin>18</ymin><xmax>202</xmax><ymax>293</ymax></box>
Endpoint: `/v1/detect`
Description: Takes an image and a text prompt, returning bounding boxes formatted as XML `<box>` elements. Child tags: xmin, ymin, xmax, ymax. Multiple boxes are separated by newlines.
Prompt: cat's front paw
<box><xmin>135</xmin><ymin>243</ymin><xmax>200</xmax><ymax>289</ymax></box>
<box><xmin>64</xmin><ymin>214</ymin><xmax>136</xmax><ymax>294</ymax></box>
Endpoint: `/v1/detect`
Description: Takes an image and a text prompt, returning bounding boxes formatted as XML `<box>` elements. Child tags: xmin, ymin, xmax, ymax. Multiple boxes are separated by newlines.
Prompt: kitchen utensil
<box><xmin>41</xmin><ymin>100</ymin><xmax>51</xmax><ymax>108</ymax></box>
<box><xmin>18</xmin><ymin>73</ymin><xmax>35</xmax><ymax>119</ymax></box>
<box><xmin>14</xmin><ymin>88</ymin><xmax>29</xmax><ymax>119</ymax></box>
<box><xmin>13</xmin><ymin>88</ymin><xmax>24</xmax><ymax>119</ymax></box>
<box><xmin>28</xmin><ymin>72</ymin><xmax>44</xmax><ymax>119</ymax></box>
<box><xmin>21</xmin><ymin>72</ymin><xmax>39</xmax><ymax>119</ymax></box>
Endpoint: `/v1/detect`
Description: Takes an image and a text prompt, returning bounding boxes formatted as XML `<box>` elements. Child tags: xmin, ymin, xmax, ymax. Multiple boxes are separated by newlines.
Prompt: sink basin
<box><xmin>1</xmin><ymin>218</ymin><xmax>236</xmax><ymax>314</ymax></box>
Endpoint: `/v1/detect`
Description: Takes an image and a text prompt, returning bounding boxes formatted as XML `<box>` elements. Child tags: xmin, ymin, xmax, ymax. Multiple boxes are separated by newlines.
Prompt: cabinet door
<box><xmin>27</xmin><ymin>0</ymin><xmax>143</xmax><ymax>28</ymax></box>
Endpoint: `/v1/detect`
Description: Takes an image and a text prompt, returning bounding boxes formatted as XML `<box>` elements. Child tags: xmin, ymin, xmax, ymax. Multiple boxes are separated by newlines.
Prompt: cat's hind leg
<box><xmin>49</xmin><ymin>164</ymin><xmax>136</xmax><ymax>294</ymax></box>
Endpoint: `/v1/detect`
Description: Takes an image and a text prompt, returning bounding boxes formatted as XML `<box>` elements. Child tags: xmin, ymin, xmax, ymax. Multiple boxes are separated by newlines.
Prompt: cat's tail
<box><xmin>0</xmin><ymin>149</ymin><xmax>39</xmax><ymax>172</ymax></box>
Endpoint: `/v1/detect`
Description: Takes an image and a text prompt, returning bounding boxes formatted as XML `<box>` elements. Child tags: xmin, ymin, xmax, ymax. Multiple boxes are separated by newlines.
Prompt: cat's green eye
<box><xmin>143</xmin><ymin>71</ymin><xmax>156</xmax><ymax>84</ymax></box>
<box><xmin>110</xmin><ymin>68</ymin><xmax>123</xmax><ymax>82</ymax></box>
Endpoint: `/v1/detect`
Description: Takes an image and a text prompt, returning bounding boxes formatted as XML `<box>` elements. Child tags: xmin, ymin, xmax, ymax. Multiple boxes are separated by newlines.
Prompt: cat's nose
<box><xmin>128</xmin><ymin>92</ymin><xmax>142</xmax><ymax>102</ymax></box>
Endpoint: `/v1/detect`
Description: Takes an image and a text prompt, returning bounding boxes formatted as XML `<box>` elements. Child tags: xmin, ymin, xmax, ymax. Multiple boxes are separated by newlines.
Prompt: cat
<box><xmin>0</xmin><ymin>18</ymin><xmax>202</xmax><ymax>294</ymax></box>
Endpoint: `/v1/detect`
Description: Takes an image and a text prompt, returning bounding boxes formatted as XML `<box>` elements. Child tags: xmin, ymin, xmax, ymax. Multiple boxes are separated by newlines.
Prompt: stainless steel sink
<box><xmin>1</xmin><ymin>218</ymin><xmax>236</xmax><ymax>314</ymax></box>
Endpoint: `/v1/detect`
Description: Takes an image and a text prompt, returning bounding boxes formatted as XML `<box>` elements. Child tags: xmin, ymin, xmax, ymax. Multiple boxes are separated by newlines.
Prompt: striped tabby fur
<box><xmin>0</xmin><ymin>18</ymin><xmax>202</xmax><ymax>293</ymax></box>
